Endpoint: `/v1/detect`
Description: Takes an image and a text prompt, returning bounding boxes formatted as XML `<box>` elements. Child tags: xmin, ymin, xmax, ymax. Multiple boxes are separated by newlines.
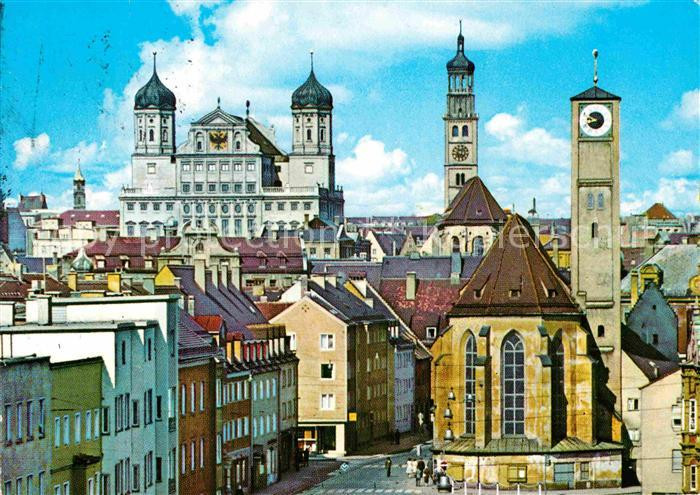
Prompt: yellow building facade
<box><xmin>431</xmin><ymin>215</ymin><xmax>623</xmax><ymax>489</ymax></box>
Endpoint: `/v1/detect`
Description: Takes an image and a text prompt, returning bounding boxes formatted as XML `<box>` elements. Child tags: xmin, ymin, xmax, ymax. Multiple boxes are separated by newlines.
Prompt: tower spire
<box><xmin>592</xmin><ymin>48</ymin><xmax>599</xmax><ymax>87</ymax></box>
<box><xmin>153</xmin><ymin>51</ymin><xmax>157</xmax><ymax>74</ymax></box>
<box><xmin>310</xmin><ymin>51</ymin><xmax>314</xmax><ymax>72</ymax></box>
<box><xmin>457</xmin><ymin>20</ymin><xmax>465</xmax><ymax>53</ymax></box>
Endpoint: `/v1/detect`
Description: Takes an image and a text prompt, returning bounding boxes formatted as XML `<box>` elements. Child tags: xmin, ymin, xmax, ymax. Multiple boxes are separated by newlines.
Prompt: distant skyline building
<box><xmin>119</xmin><ymin>54</ymin><xmax>344</xmax><ymax>238</ymax></box>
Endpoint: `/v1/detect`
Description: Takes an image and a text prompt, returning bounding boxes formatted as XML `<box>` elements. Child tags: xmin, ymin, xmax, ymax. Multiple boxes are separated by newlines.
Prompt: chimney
<box><xmin>67</xmin><ymin>272</ymin><xmax>78</xmax><ymax>292</ymax></box>
<box><xmin>552</xmin><ymin>236</ymin><xmax>560</xmax><ymax>269</ymax></box>
<box><xmin>107</xmin><ymin>272</ymin><xmax>121</xmax><ymax>294</ymax></box>
<box><xmin>187</xmin><ymin>295</ymin><xmax>195</xmax><ymax>315</ymax></box>
<box><xmin>211</xmin><ymin>268</ymin><xmax>219</xmax><ymax>288</ymax></box>
<box><xmin>450</xmin><ymin>252</ymin><xmax>461</xmax><ymax>285</ymax></box>
<box><xmin>406</xmin><ymin>272</ymin><xmax>417</xmax><ymax>301</ymax></box>
<box><xmin>630</xmin><ymin>270</ymin><xmax>639</xmax><ymax>306</ymax></box>
<box><xmin>231</xmin><ymin>250</ymin><xmax>241</xmax><ymax>289</ymax></box>
<box><xmin>194</xmin><ymin>256</ymin><xmax>206</xmax><ymax>291</ymax></box>
<box><xmin>26</xmin><ymin>296</ymin><xmax>51</xmax><ymax>325</ymax></box>
<box><xmin>303</xmin><ymin>214</ymin><xmax>310</xmax><ymax>230</ymax></box>
<box><xmin>221</xmin><ymin>263</ymin><xmax>229</xmax><ymax>287</ymax></box>
<box><xmin>300</xmin><ymin>275</ymin><xmax>309</xmax><ymax>295</ymax></box>
<box><xmin>0</xmin><ymin>302</ymin><xmax>15</xmax><ymax>326</ymax></box>
<box><xmin>392</xmin><ymin>240</ymin><xmax>397</xmax><ymax>256</ymax></box>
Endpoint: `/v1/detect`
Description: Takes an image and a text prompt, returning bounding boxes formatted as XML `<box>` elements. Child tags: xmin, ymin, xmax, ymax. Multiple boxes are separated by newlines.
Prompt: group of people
<box><xmin>405</xmin><ymin>457</ymin><xmax>439</xmax><ymax>486</ymax></box>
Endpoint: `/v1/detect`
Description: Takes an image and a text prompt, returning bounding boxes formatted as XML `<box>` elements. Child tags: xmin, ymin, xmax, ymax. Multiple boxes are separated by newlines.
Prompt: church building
<box><xmin>119</xmin><ymin>54</ymin><xmax>344</xmax><ymax>238</ymax></box>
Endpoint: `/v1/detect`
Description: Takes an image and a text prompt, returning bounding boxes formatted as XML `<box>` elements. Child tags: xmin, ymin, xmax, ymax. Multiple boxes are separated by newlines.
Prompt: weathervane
<box><xmin>593</xmin><ymin>49</ymin><xmax>599</xmax><ymax>87</ymax></box>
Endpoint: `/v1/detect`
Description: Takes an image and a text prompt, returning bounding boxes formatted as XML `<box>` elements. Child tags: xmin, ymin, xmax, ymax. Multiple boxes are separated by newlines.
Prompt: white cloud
<box><xmin>343</xmin><ymin>172</ymin><xmax>443</xmax><ymax>217</ymax></box>
<box><xmin>13</xmin><ymin>133</ymin><xmax>50</xmax><ymax>169</ymax></box>
<box><xmin>659</xmin><ymin>149</ymin><xmax>698</xmax><ymax>177</ymax></box>
<box><xmin>484</xmin><ymin>108</ymin><xmax>569</xmax><ymax>168</ymax></box>
<box><xmin>621</xmin><ymin>177</ymin><xmax>698</xmax><ymax>216</ymax></box>
<box><xmin>664</xmin><ymin>89</ymin><xmax>700</xmax><ymax>128</ymax></box>
<box><xmin>337</xmin><ymin>135</ymin><xmax>411</xmax><ymax>185</ymax></box>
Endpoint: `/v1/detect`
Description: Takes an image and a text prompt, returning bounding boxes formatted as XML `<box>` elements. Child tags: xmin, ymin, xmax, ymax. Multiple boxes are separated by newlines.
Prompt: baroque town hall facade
<box><xmin>119</xmin><ymin>55</ymin><xmax>344</xmax><ymax>237</ymax></box>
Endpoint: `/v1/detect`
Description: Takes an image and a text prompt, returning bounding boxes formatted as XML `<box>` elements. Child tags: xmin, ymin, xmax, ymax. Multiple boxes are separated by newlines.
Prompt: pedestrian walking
<box><xmin>423</xmin><ymin>466</ymin><xmax>431</xmax><ymax>485</ymax></box>
<box><xmin>385</xmin><ymin>457</ymin><xmax>392</xmax><ymax>477</ymax></box>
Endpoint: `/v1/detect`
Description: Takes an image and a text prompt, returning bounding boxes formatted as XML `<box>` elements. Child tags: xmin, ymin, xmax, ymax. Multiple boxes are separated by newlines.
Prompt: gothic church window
<box><xmin>452</xmin><ymin>126</ymin><xmax>459</xmax><ymax>137</ymax></box>
<box><xmin>502</xmin><ymin>332</ymin><xmax>525</xmax><ymax>436</ymax></box>
<box><xmin>597</xmin><ymin>193</ymin><xmax>604</xmax><ymax>209</ymax></box>
<box><xmin>591</xmin><ymin>222</ymin><xmax>598</xmax><ymax>239</ymax></box>
<box><xmin>552</xmin><ymin>335</ymin><xmax>567</xmax><ymax>442</ymax></box>
<box><xmin>586</xmin><ymin>193</ymin><xmax>594</xmax><ymax>210</ymax></box>
<box><xmin>472</xmin><ymin>236</ymin><xmax>484</xmax><ymax>256</ymax></box>
<box><xmin>452</xmin><ymin>237</ymin><xmax>460</xmax><ymax>253</ymax></box>
<box><xmin>464</xmin><ymin>333</ymin><xmax>476</xmax><ymax>435</ymax></box>
<box><xmin>462</xmin><ymin>125</ymin><xmax>468</xmax><ymax>137</ymax></box>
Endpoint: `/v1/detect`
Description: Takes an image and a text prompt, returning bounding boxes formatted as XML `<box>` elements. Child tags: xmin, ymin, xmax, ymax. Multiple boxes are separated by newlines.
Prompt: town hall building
<box><xmin>119</xmin><ymin>54</ymin><xmax>344</xmax><ymax>238</ymax></box>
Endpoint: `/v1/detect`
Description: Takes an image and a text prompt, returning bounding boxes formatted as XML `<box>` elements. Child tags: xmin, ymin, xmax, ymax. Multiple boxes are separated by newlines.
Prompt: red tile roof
<box><xmin>59</xmin><ymin>210</ymin><xmax>120</xmax><ymax>227</ymax></box>
<box><xmin>193</xmin><ymin>315</ymin><xmax>225</xmax><ymax>333</ymax></box>
<box><xmin>255</xmin><ymin>302</ymin><xmax>293</xmax><ymax>321</ymax></box>
<box><xmin>440</xmin><ymin>177</ymin><xmax>507</xmax><ymax>226</ymax></box>
<box><xmin>67</xmin><ymin>237</ymin><xmax>180</xmax><ymax>271</ymax></box>
<box><xmin>644</xmin><ymin>203</ymin><xmax>676</xmax><ymax>220</ymax></box>
<box><xmin>450</xmin><ymin>214</ymin><xmax>580</xmax><ymax>316</ymax></box>
<box><xmin>0</xmin><ymin>275</ymin><xmax>29</xmax><ymax>300</ymax></box>
<box><xmin>218</xmin><ymin>237</ymin><xmax>304</xmax><ymax>274</ymax></box>
<box><xmin>378</xmin><ymin>278</ymin><xmax>464</xmax><ymax>341</ymax></box>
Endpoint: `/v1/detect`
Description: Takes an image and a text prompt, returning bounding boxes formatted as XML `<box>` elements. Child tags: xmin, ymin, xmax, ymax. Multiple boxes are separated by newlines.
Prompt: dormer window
<box><xmin>509</xmin><ymin>289</ymin><xmax>521</xmax><ymax>298</ymax></box>
<box><xmin>474</xmin><ymin>288</ymin><xmax>482</xmax><ymax>299</ymax></box>
<box><xmin>426</xmin><ymin>327</ymin><xmax>437</xmax><ymax>340</ymax></box>
<box><xmin>547</xmin><ymin>289</ymin><xmax>557</xmax><ymax>298</ymax></box>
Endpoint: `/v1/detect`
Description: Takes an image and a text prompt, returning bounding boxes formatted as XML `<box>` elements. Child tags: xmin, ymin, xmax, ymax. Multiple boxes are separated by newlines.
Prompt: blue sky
<box><xmin>2</xmin><ymin>1</ymin><xmax>698</xmax><ymax>217</ymax></box>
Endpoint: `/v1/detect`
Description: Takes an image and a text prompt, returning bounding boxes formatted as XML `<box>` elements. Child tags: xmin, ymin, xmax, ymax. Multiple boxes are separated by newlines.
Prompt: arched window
<box><xmin>306</xmin><ymin>129</ymin><xmax>312</xmax><ymax>141</ymax></box>
<box><xmin>162</xmin><ymin>128</ymin><xmax>168</xmax><ymax>142</ymax></box>
<box><xmin>502</xmin><ymin>332</ymin><xmax>525</xmax><ymax>436</ymax></box>
<box><xmin>464</xmin><ymin>333</ymin><xmax>477</xmax><ymax>435</ymax></box>
<box><xmin>452</xmin><ymin>236</ymin><xmax>460</xmax><ymax>253</ymax></box>
<box><xmin>452</xmin><ymin>125</ymin><xmax>459</xmax><ymax>137</ymax></box>
<box><xmin>462</xmin><ymin>125</ymin><xmax>468</xmax><ymax>137</ymax></box>
<box><xmin>551</xmin><ymin>335</ymin><xmax>567</xmax><ymax>442</ymax></box>
<box><xmin>597</xmin><ymin>193</ymin><xmax>604</xmax><ymax>209</ymax></box>
<box><xmin>586</xmin><ymin>193</ymin><xmax>594</xmax><ymax>210</ymax></box>
<box><xmin>149</xmin><ymin>129</ymin><xmax>154</xmax><ymax>142</ymax></box>
<box><xmin>472</xmin><ymin>236</ymin><xmax>484</xmax><ymax>256</ymax></box>
<box><xmin>139</xmin><ymin>130</ymin><xmax>143</xmax><ymax>142</ymax></box>
<box><xmin>320</xmin><ymin>129</ymin><xmax>326</xmax><ymax>142</ymax></box>
<box><xmin>196</xmin><ymin>132</ymin><xmax>204</xmax><ymax>151</ymax></box>
<box><xmin>591</xmin><ymin>222</ymin><xmax>598</xmax><ymax>239</ymax></box>
<box><xmin>597</xmin><ymin>325</ymin><xmax>605</xmax><ymax>337</ymax></box>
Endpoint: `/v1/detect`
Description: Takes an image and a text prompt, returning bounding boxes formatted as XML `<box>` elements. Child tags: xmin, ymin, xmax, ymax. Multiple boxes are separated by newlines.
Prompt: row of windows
<box><xmin>182</xmin><ymin>182</ymin><xmax>256</xmax><ymax>194</ymax></box>
<box><xmin>396</xmin><ymin>403</ymin><xmax>413</xmax><ymax>422</ymax></box>
<box><xmin>180</xmin><ymin>438</ymin><xmax>206</xmax><ymax>475</ymax></box>
<box><xmin>54</xmin><ymin>409</ymin><xmax>100</xmax><ymax>447</ymax></box>
<box><xmin>126</xmin><ymin>202</ymin><xmax>174</xmax><ymax>212</ymax></box>
<box><xmin>451</xmin><ymin>125</ymin><xmax>469</xmax><ymax>137</ymax></box>
<box><xmin>396</xmin><ymin>378</ymin><xmax>413</xmax><ymax>395</ymax></box>
<box><xmin>114</xmin><ymin>451</ymin><xmax>155</xmax><ymax>494</ymax></box>
<box><xmin>221</xmin><ymin>380</ymin><xmax>249</xmax><ymax>405</ymax></box>
<box><xmin>114</xmin><ymin>390</ymin><xmax>154</xmax><ymax>433</ymax></box>
<box><xmin>252</xmin><ymin>378</ymin><xmax>277</xmax><ymax>401</ymax></box>
<box><xmin>295</xmin><ymin>128</ymin><xmax>328</xmax><ymax>142</ymax></box>
<box><xmin>222</xmin><ymin>416</ymin><xmax>249</xmax><ymax>442</ymax></box>
<box><xmin>366</xmin><ymin>383</ymin><xmax>388</xmax><ymax>400</ymax></box>
<box><xmin>3</xmin><ymin>474</ymin><xmax>47</xmax><ymax>495</ymax></box>
<box><xmin>180</xmin><ymin>381</ymin><xmax>207</xmax><ymax>416</ymax></box>
<box><xmin>4</xmin><ymin>399</ymin><xmax>46</xmax><ymax>444</ymax></box>
<box><xmin>138</xmin><ymin>128</ymin><xmax>169</xmax><ymax>143</ymax></box>
<box><xmin>182</xmin><ymin>161</ymin><xmax>255</xmax><ymax>172</ymax></box>
<box><xmin>586</xmin><ymin>192</ymin><xmax>605</xmax><ymax>210</ymax></box>
<box><xmin>252</xmin><ymin>413</ymin><xmax>278</xmax><ymax>437</ymax></box>
<box><xmin>281</xmin><ymin>399</ymin><xmax>296</xmax><ymax>420</ymax></box>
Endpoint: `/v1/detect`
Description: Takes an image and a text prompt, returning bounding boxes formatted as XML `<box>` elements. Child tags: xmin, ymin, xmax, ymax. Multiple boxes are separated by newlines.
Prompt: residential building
<box><xmin>50</xmin><ymin>357</ymin><xmax>103</xmax><ymax>495</ymax></box>
<box><xmin>219</xmin><ymin>363</ymin><xmax>252</xmax><ymax>495</ymax></box>
<box><xmin>639</xmin><ymin>368</ymin><xmax>683</xmax><ymax>494</ymax></box>
<box><xmin>120</xmin><ymin>55</ymin><xmax>343</xmax><ymax>238</ymax></box>
<box><xmin>365</xmin><ymin>231</ymin><xmax>415</xmax><ymax>262</ymax></box>
<box><xmin>625</xmin><ymin>283</ymin><xmax>679</xmax><ymax>361</ymax></box>
<box><xmin>274</xmin><ymin>275</ymin><xmax>395</xmax><ymax>455</ymax></box>
<box><xmin>0</xmin><ymin>295</ymin><xmax>180</xmax><ymax>495</ymax></box>
<box><xmin>178</xmin><ymin>311</ymin><xmax>218</xmax><ymax>495</ymax></box>
<box><xmin>681</xmin><ymin>307</ymin><xmax>700</xmax><ymax>494</ymax></box>
<box><xmin>0</xmin><ymin>354</ymin><xmax>51</xmax><ymax>495</ymax></box>
<box><xmin>431</xmin><ymin>214</ymin><xmax>623</xmax><ymax>488</ymax></box>
<box><xmin>30</xmin><ymin>209</ymin><xmax>120</xmax><ymax>258</ymax></box>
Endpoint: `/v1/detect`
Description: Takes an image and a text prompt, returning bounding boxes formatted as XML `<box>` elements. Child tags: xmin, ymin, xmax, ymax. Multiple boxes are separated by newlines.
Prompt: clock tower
<box><xmin>570</xmin><ymin>50</ymin><xmax>622</xmax><ymax>410</ymax></box>
<box><xmin>444</xmin><ymin>22</ymin><xmax>478</xmax><ymax>208</ymax></box>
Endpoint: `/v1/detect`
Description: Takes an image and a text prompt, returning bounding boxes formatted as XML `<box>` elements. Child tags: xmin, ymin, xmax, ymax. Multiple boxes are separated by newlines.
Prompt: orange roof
<box><xmin>255</xmin><ymin>302</ymin><xmax>293</xmax><ymax>321</ymax></box>
<box><xmin>193</xmin><ymin>315</ymin><xmax>224</xmax><ymax>333</ymax></box>
<box><xmin>644</xmin><ymin>203</ymin><xmax>676</xmax><ymax>220</ymax></box>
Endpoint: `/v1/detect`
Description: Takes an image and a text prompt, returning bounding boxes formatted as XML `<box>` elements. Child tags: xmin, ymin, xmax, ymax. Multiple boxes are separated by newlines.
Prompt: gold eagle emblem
<box><xmin>209</xmin><ymin>131</ymin><xmax>228</xmax><ymax>150</ymax></box>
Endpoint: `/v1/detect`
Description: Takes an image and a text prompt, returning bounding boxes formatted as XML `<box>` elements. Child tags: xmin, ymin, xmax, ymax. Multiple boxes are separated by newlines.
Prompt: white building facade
<box><xmin>120</xmin><ymin>57</ymin><xmax>343</xmax><ymax>238</ymax></box>
<box><xmin>0</xmin><ymin>295</ymin><xmax>180</xmax><ymax>495</ymax></box>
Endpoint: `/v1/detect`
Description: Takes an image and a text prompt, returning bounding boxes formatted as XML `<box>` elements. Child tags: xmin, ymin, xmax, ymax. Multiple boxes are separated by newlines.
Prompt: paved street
<box><xmin>302</xmin><ymin>448</ymin><xmax>433</xmax><ymax>495</ymax></box>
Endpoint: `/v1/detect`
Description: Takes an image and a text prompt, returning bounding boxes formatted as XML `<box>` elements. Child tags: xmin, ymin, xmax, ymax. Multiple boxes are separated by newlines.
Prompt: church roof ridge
<box><xmin>440</xmin><ymin>176</ymin><xmax>507</xmax><ymax>227</ymax></box>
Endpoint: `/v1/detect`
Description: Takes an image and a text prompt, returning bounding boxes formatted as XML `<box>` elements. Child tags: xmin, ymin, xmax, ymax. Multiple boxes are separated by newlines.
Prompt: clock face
<box><xmin>209</xmin><ymin>131</ymin><xmax>228</xmax><ymax>150</ymax></box>
<box><xmin>579</xmin><ymin>103</ymin><xmax>612</xmax><ymax>138</ymax></box>
<box><xmin>451</xmin><ymin>144</ymin><xmax>469</xmax><ymax>162</ymax></box>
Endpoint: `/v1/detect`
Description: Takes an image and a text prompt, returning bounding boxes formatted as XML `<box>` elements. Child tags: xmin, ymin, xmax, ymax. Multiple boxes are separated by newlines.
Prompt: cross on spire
<box><xmin>593</xmin><ymin>48</ymin><xmax>599</xmax><ymax>87</ymax></box>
